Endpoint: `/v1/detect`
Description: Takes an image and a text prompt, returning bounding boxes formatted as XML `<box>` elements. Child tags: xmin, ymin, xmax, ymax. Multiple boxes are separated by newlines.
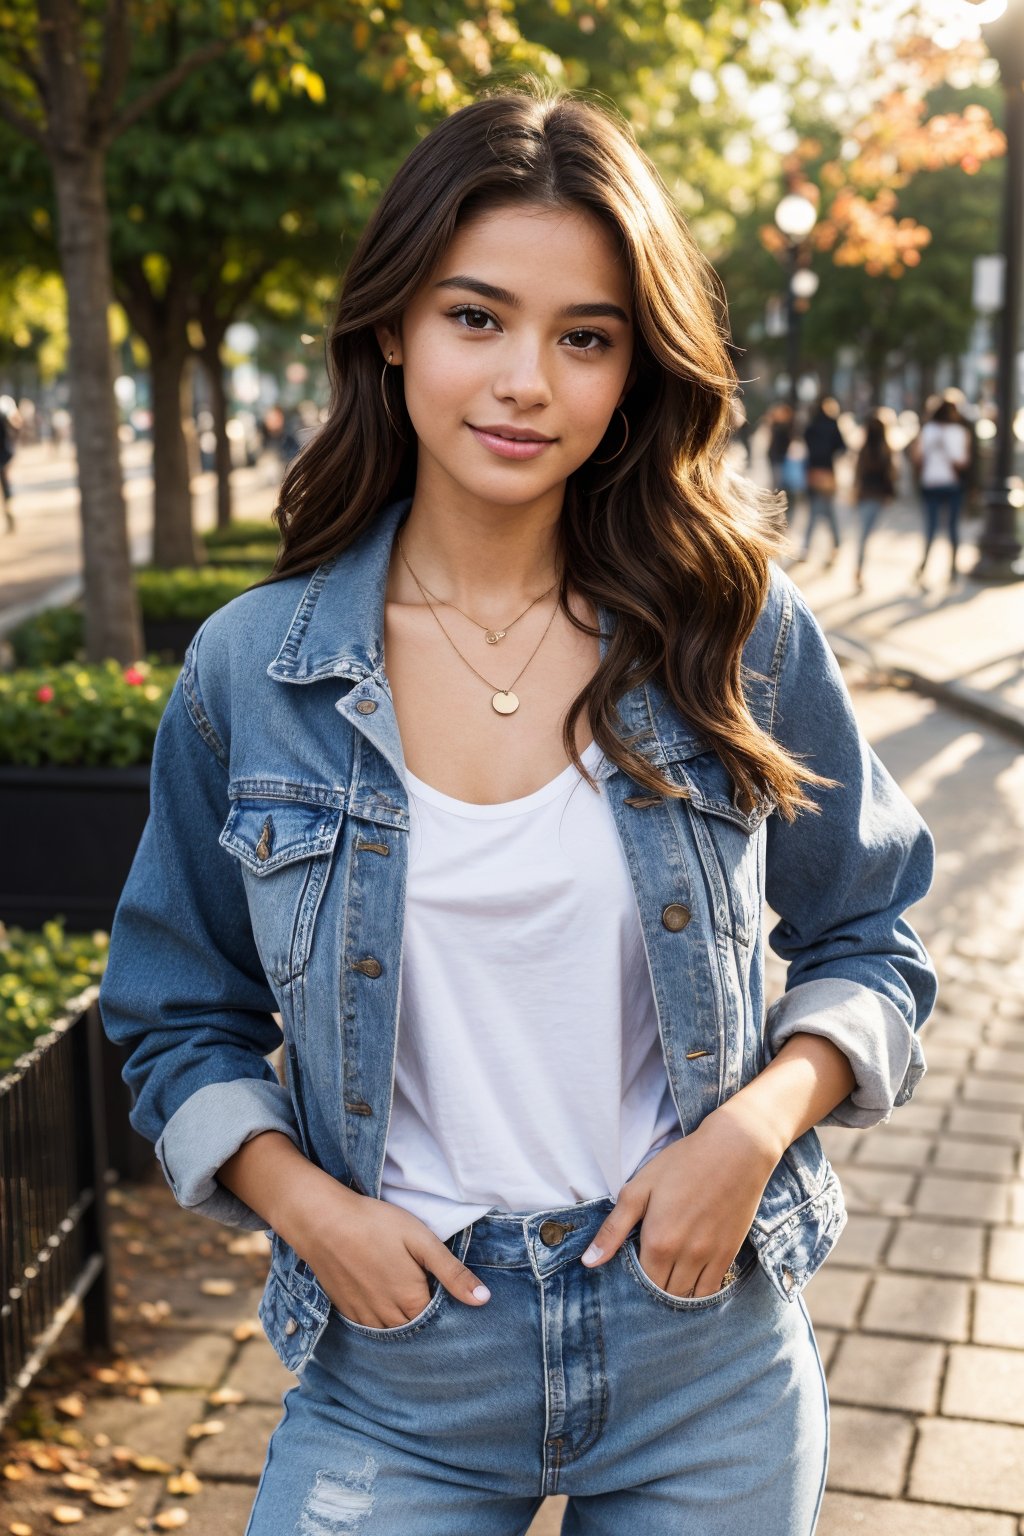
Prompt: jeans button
<box><xmin>284</xmin><ymin>1317</ymin><xmax>298</xmax><ymax>1336</ymax></box>
<box><xmin>661</xmin><ymin>903</ymin><xmax>691</xmax><ymax>931</ymax></box>
<box><xmin>539</xmin><ymin>1220</ymin><xmax>569</xmax><ymax>1246</ymax></box>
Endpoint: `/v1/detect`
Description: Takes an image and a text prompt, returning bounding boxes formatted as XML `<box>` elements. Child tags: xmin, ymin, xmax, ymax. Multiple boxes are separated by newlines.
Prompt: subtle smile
<box><xmin>467</xmin><ymin>424</ymin><xmax>557</xmax><ymax>460</ymax></box>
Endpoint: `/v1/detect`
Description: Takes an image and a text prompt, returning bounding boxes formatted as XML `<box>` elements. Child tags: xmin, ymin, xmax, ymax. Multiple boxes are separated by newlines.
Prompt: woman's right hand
<box><xmin>281</xmin><ymin>1166</ymin><xmax>492</xmax><ymax>1328</ymax></box>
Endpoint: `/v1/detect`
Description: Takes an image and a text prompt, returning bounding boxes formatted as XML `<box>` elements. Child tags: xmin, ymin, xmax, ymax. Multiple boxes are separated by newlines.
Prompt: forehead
<box><xmin>435</xmin><ymin>203</ymin><xmax>631</xmax><ymax>307</ymax></box>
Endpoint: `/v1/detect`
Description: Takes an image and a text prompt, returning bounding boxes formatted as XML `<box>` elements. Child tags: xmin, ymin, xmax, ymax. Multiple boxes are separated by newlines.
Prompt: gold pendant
<box><xmin>492</xmin><ymin>689</ymin><xmax>519</xmax><ymax>715</ymax></box>
<box><xmin>485</xmin><ymin>630</ymin><xmax>506</xmax><ymax>644</ymax></box>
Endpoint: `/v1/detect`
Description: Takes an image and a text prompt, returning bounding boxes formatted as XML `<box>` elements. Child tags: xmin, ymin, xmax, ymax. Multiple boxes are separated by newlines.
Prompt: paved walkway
<box><xmin>2</xmin><ymin>451</ymin><xmax>1024</xmax><ymax>1533</ymax></box>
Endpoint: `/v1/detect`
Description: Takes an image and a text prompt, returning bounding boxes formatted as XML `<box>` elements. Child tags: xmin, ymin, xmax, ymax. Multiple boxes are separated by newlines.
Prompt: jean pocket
<box><xmin>620</xmin><ymin>1234</ymin><xmax>758</xmax><ymax>1312</ymax></box>
<box><xmin>330</xmin><ymin>1273</ymin><xmax>447</xmax><ymax>1340</ymax></box>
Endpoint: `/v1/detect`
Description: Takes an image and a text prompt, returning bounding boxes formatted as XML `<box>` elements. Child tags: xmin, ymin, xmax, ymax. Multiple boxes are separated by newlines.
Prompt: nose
<box><xmin>492</xmin><ymin>337</ymin><xmax>552</xmax><ymax>411</ymax></box>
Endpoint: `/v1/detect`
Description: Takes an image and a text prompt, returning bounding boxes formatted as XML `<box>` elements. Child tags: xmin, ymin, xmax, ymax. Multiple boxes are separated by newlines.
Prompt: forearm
<box><xmin>217</xmin><ymin>1130</ymin><xmax>362</xmax><ymax>1250</ymax></box>
<box><xmin>718</xmin><ymin>1032</ymin><xmax>857</xmax><ymax>1162</ymax></box>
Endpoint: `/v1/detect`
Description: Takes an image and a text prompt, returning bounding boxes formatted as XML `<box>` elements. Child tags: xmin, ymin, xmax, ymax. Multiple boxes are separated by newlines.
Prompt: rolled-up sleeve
<box><xmin>762</xmin><ymin>582</ymin><xmax>937</xmax><ymax>1128</ymax></box>
<box><xmin>98</xmin><ymin>625</ymin><xmax>301</xmax><ymax>1228</ymax></box>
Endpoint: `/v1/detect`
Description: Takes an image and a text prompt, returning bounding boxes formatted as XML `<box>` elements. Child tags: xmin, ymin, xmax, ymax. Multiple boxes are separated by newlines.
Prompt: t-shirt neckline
<box><xmin>405</xmin><ymin>738</ymin><xmax>606</xmax><ymax>820</ymax></box>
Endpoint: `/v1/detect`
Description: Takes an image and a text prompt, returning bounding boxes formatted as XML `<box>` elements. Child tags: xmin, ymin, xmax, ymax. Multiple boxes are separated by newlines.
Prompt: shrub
<box><xmin>203</xmin><ymin>519</ymin><xmax>281</xmax><ymax>549</ymax></box>
<box><xmin>206</xmin><ymin>542</ymin><xmax>279</xmax><ymax>566</ymax></box>
<box><xmin>134</xmin><ymin>565</ymin><xmax>264</xmax><ymax>620</ymax></box>
<box><xmin>0</xmin><ymin>918</ymin><xmax>109</xmax><ymax>1075</ymax></box>
<box><xmin>0</xmin><ymin>660</ymin><xmax>179</xmax><ymax>767</ymax></box>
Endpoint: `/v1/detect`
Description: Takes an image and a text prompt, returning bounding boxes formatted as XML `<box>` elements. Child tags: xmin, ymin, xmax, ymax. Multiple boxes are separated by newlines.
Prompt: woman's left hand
<box><xmin>579</xmin><ymin>1097</ymin><xmax>784</xmax><ymax>1297</ymax></box>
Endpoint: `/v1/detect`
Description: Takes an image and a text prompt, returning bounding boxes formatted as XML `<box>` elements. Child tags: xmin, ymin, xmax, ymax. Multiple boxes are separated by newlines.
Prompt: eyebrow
<box><xmin>435</xmin><ymin>275</ymin><xmax>630</xmax><ymax>325</ymax></box>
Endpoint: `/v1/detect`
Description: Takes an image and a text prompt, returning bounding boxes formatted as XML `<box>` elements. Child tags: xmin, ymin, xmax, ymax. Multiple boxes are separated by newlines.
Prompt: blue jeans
<box><xmin>244</xmin><ymin>1196</ymin><xmax>829</xmax><ymax>1534</ymax></box>
<box><xmin>920</xmin><ymin>483</ymin><xmax>962</xmax><ymax>567</ymax></box>
<box><xmin>856</xmin><ymin>497</ymin><xmax>885</xmax><ymax>573</ymax></box>
<box><xmin>803</xmin><ymin>491</ymin><xmax>839</xmax><ymax>557</ymax></box>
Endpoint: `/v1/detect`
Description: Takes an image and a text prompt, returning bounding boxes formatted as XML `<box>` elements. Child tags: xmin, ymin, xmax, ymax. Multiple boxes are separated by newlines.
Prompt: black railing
<box><xmin>0</xmin><ymin>990</ymin><xmax>112</xmax><ymax>1423</ymax></box>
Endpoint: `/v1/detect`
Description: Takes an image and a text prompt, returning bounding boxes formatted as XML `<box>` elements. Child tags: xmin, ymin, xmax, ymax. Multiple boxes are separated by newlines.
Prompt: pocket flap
<box><xmin>667</xmin><ymin>751</ymin><xmax>776</xmax><ymax>833</ymax></box>
<box><xmin>220</xmin><ymin>794</ymin><xmax>343</xmax><ymax>875</ymax></box>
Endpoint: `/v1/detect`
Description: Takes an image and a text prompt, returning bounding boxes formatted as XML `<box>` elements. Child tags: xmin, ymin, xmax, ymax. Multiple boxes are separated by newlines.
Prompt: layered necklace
<box><xmin>396</xmin><ymin>532</ymin><xmax>558</xmax><ymax>716</ymax></box>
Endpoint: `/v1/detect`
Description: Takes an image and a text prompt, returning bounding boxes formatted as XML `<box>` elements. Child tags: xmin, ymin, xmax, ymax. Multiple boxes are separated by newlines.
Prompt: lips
<box><xmin>469</xmin><ymin>424</ymin><xmax>555</xmax><ymax>442</ymax></box>
<box><xmin>467</xmin><ymin>423</ymin><xmax>557</xmax><ymax>461</ymax></box>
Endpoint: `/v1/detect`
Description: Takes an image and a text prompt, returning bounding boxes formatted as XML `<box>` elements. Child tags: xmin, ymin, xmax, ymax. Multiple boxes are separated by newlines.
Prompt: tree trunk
<box><xmin>51</xmin><ymin>152</ymin><xmax>143</xmax><ymax>663</ymax></box>
<box><xmin>201</xmin><ymin>341</ymin><xmax>234</xmax><ymax>529</ymax></box>
<box><xmin>149</xmin><ymin>336</ymin><xmax>202</xmax><ymax>567</ymax></box>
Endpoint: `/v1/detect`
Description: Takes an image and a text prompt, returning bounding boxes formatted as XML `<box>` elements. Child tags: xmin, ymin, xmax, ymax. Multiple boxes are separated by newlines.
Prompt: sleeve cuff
<box><xmin>764</xmin><ymin>977</ymin><xmax>926</xmax><ymax>1129</ymax></box>
<box><xmin>154</xmin><ymin>1077</ymin><xmax>302</xmax><ymax>1230</ymax></box>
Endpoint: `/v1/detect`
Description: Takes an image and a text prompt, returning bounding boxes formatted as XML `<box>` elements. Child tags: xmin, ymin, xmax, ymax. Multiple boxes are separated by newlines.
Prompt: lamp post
<box><xmin>972</xmin><ymin>0</ymin><xmax>1024</xmax><ymax>580</ymax></box>
<box><xmin>774</xmin><ymin>193</ymin><xmax>819</xmax><ymax>409</ymax></box>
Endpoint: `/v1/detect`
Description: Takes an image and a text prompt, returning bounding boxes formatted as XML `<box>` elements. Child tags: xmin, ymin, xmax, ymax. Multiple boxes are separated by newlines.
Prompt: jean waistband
<box><xmin>450</xmin><ymin>1195</ymin><xmax>624</xmax><ymax>1277</ymax></box>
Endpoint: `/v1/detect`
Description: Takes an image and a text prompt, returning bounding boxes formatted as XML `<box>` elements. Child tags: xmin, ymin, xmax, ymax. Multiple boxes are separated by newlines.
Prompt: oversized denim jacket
<box><xmin>99</xmin><ymin>493</ymin><xmax>937</xmax><ymax>1374</ymax></box>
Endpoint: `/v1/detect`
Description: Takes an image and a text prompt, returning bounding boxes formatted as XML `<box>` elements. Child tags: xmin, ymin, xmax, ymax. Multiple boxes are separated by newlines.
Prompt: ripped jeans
<box><xmin>243</xmin><ymin>1196</ymin><xmax>829</xmax><ymax>1535</ymax></box>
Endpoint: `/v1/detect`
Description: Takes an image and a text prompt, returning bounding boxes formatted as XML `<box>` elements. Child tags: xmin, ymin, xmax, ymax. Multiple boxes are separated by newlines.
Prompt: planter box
<box><xmin>1</xmin><ymin>994</ymin><xmax>112</xmax><ymax>1424</ymax></box>
<box><xmin>142</xmin><ymin>615</ymin><xmax>201</xmax><ymax>661</ymax></box>
<box><xmin>0</xmin><ymin>764</ymin><xmax>156</xmax><ymax>1181</ymax></box>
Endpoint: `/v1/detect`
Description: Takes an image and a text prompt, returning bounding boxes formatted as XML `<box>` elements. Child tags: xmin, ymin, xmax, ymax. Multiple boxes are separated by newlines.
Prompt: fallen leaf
<box><xmin>31</xmin><ymin>1450</ymin><xmax>63</xmax><ymax>1471</ymax></box>
<box><xmin>227</xmin><ymin>1232</ymin><xmax>271</xmax><ymax>1257</ymax></box>
<box><xmin>232</xmin><ymin>1321</ymin><xmax>258</xmax><ymax>1342</ymax></box>
<box><xmin>3</xmin><ymin>1463</ymin><xmax>30</xmax><ymax>1481</ymax></box>
<box><xmin>185</xmin><ymin>1421</ymin><xmax>224</xmax><ymax>1440</ymax></box>
<box><xmin>198</xmin><ymin>1280</ymin><xmax>236</xmax><ymax>1297</ymax></box>
<box><xmin>55</xmin><ymin>1395</ymin><xmax>85</xmax><ymax>1420</ymax></box>
<box><xmin>61</xmin><ymin>1474</ymin><xmax>99</xmax><ymax>1491</ymax></box>
<box><xmin>166</xmin><ymin>1471</ymin><xmax>201</xmax><ymax>1496</ymax></box>
<box><xmin>89</xmin><ymin>1487</ymin><xmax>133</xmax><ymax>1509</ymax></box>
<box><xmin>125</xmin><ymin>1365</ymin><xmax>151</xmax><ymax>1386</ymax></box>
<box><xmin>10</xmin><ymin>1522</ymin><xmax>33</xmax><ymax>1534</ymax></box>
<box><xmin>131</xmin><ymin>1455</ymin><xmax>173</xmax><ymax>1475</ymax></box>
<box><xmin>90</xmin><ymin>1367</ymin><xmax>121</xmax><ymax>1385</ymax></box>
<box><xmin>137</xmin><ymin>1387</ymin><xmax>162</xmax><ymax>1407</ymax></box>
<box><xmin>50</xmin><ymin>1508</ymin><xmax>84</xmax><ymax>1525</ymax></box>
<box><xmin>207</xmin><ymin>1388</ymin><xmax>245</xmax><ymax>1406</ymax></box>
<box><xmin>93</xmin><ymin>1433</ymin><xmax>111</xmax><ymax>1448</ymax></box>
<box><xmin>154</xmin><ymin>1510</ymin><xmax>190</xmax><ymax>1529</ymax></box>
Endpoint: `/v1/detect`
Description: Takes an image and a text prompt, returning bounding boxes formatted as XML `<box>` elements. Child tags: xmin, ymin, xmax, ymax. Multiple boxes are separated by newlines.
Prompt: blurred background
<box><xmin>0</xmin><ymin>2</ymin><xmax>1022</xmax><ymax>1532</ymax></box>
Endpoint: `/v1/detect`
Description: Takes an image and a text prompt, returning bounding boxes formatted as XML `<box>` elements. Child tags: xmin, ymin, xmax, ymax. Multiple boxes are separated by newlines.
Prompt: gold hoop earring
<box><xmin>592</xmin><ymin>407</ymin><xmax>629</xmax><ymax>465</ymax></box>
<box><xmin>380</xmin><ymin>350</ymin><xmax>404</xmax><ymax>439</ymax></box>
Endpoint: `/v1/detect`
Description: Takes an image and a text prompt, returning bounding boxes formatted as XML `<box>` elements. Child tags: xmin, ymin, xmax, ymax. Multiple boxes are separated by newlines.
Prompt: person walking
<box><xmin>852</xmin><ymin>411</ymin><xmax>896</xmax><ymax>591</ymax></box>
<box><xmin>800</xmin><ymin>397</ymin><xmax>848</xmax><ymax>565</ymax></box>
<box><xmin>99</xmin><ymin>87</ymin><xmax>936</xmax><ymax>1536</ymax></box>
<box><xmin>0</xmin><ymin>398</ymin><xmax>22</xmax><ymax>533</ymax></box>
<box><xmin>911</xmin><ymin>398</ymin><xmax>971</xmax><ymax>585</ymax></box>
<box><xmin>765</xmin><ymin>401</ymin><xmax>794</xmax><ymax>496</ymax></box>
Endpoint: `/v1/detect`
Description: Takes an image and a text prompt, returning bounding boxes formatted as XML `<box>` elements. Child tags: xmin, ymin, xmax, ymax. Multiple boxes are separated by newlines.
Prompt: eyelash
<box><xmin>446</xmin><ymin>303</ymin><xmax>613</xmax><ymax>353</ymax></box>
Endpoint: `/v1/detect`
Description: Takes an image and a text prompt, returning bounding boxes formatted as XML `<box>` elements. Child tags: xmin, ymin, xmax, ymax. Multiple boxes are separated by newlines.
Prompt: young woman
<box><xmin>912</xmin><ymin>397</ymin><xmax>971</xmax><ymax>585</ymax></box>
<box><xmin>99</xmin><ymin>86</ymin><xmax>936</xmax><ymax>1535</ymax></box>
<box><xmin>852</xmin><ymin>410</ymin><xmax>896</xmax><ymax>591</ymax></box>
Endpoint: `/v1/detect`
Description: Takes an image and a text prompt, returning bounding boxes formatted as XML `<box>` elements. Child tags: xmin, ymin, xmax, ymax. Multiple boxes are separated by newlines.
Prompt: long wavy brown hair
<box><xmin>257</xmin><ymin>83</ymin><xmax>827</xmax><ymax>819</ymax></box>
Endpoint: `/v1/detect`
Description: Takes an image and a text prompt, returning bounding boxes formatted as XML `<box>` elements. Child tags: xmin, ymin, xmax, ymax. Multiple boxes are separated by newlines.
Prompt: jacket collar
<box><xmin>266</xmin><ymin>494</ymin><xmax>709</xmax><ymax>763</ymax></box>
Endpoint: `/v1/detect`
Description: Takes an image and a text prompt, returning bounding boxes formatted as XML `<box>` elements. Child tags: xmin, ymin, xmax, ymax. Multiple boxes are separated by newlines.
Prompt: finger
<box><xmin>581</xmin><ymin>1193</ymin><xmax>647</xmax><ymax>1267</ymax></box>
<box><xmin>412</xmin><ymin>1236</ymin><xmax>491</xmax><ymax>1307</ymax></box>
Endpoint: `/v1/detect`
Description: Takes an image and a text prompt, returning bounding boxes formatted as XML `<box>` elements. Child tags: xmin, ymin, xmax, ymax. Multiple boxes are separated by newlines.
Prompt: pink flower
<box><xmin>36</xmin><ymin>685</ymin><xmax>55</xmax><ymax>703</ymax></box>
<box><xmin>123</xmin><ymin>667</ymin><xmax>145</xmax><ymax>685</ymax></box>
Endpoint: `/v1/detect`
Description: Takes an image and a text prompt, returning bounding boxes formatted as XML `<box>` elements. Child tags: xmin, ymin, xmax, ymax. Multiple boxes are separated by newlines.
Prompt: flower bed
<box><xmin>0</xmin><ymin>919</ymin><xmax>109</xmax><ymax>1074</ymax></box>
<box><xmin>0</xmin><ymin>661</ymin><xmax>178</xmax><ymax>768</ymax></box>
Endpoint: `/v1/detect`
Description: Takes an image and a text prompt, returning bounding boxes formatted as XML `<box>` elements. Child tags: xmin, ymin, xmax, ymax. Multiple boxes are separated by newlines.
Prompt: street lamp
<box><xmin>774</xmin><ymin>193</ymin><xmax>819</xmax><ymax>409</ymax></box>
<box><xmin>970</xmin><ymin>0</ymin><xmax>1024</xmax><ymax>579</ymax></box>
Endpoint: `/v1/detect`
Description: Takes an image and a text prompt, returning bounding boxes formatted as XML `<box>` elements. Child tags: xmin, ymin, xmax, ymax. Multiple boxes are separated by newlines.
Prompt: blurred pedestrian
<box><xmin>852</xmin><ymin>411</ymin><xmax>895</xmax><ymax>592</ymax></box>
<box><xmin>800</xmin><ymin>397</ymin><xmax>847</xmax><ymax>566</ymax></box>
<box><xmin>0</xmin><ymin>397</ymin><xmax>23</xmax><ymax>534</ymax></box>
<box><xmin>764</xmin><ymin>402</ymin><xmax>794</xmax><ymax>496</ymax></box>
<box><xmin>910</xmin><ymin>398</ymin><xmax>971</xmax><ymax>585</ymax></box>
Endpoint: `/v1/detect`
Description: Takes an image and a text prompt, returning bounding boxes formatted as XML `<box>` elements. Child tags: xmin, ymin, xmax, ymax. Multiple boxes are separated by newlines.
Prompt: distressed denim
<box><xmin>98</xmin><ymin>493</ymin><xmax>937</xmax><ymax>1377</ymax></box>
<box><xmin>245</xmin><ymin>1195</ymin><xmax>829</xmax><ymax>1535</ymax></box>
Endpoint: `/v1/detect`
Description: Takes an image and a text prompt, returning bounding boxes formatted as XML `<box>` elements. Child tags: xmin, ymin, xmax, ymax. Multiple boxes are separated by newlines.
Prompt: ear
<box><xmin>374</xmin><ymin>322</ymin><xmax>402</xmax><ymax>367</ymax></box>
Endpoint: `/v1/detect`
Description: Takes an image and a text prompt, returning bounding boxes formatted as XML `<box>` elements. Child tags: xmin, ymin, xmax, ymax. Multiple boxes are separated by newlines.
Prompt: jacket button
<box><xmin>284</xmin><ymin>1317</ymin><xmax>298</xmax><ymax>1336</ymax></box>
<box><xmin>539</xmin><ymin>1220</ymin><xmax>570</xmax><ymax>1246</ymax></box>
<box><xmin>352</xmin><ymin>956</ymin><xmax>383</xmax><ymax>978</ymax></box>
<box><xmin>355</xmin><ymin>699</ymin><xmax>377</xmax><ymax>714</ymax></box>
<box><xmin>661</xmin><ymin>903</ymin><xmax>691</xmax><ymax>932</ymax></box>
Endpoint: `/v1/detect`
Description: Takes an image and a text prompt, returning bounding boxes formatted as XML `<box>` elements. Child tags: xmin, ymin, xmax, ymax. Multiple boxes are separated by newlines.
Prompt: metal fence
<box><xmin>0</xmin><ymin>989</ymin><xmax>112</xmax><ymax>1424</ymax></box>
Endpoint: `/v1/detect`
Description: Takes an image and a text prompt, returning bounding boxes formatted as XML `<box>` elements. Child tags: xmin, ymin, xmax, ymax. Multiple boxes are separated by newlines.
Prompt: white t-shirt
<box><xmin>380</xmin><ymin>739</ymin><xmax>683</xmax><ymax>1239</ymax></box>
<box><xmin>920</xmin><ymin>421</ymin><xmax>970</xmax><ymax>488</ymax></box>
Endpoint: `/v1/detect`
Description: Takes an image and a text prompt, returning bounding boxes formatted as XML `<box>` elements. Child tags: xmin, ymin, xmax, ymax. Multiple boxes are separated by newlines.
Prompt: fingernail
<box><xmin>581</xmin><ymin>1244</ymin><xmax>604</xmax><ymax>1266</ymax></box>
<box><xmin>472</xmin><ymin>1284</ymin><xmax>490</xmax><ymax>1301</ymax></box>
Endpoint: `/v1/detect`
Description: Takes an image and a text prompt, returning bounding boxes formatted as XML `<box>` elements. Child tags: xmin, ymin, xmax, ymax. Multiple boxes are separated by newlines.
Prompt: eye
<box><xmin>448</xmin><ymin>304</ymin><xmax>499</xmax><ymax>331</ymax></box>
<box><xmin>562</xmin><ymin>328</ymin><xmax>612</xmax><ymax>353</ymax></box>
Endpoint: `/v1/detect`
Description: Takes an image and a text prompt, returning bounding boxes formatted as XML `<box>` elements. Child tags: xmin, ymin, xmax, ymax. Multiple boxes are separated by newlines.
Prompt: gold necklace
<box><xmin>397</xmin><ymin>533</ymin><xmax>556</xmax><ymax>644</ymax></box>
<box><xmin>400</xmin><ymin>545</ymin><xmax>559</xmax><ymax>715</ymax></box>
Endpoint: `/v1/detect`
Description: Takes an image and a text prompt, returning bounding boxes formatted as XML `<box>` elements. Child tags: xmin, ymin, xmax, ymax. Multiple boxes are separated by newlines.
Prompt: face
<box><xmin>378</xmin><ymin>202</ymin><xmax>635</xmax><ymax>512</ymax></box>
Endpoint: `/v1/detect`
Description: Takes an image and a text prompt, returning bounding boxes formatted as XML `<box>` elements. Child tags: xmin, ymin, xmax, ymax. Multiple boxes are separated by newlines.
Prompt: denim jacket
<box><xmin>99</xmin><ymin>494</ymin><xmax>936</xmax><ymax>1374</ymax></box>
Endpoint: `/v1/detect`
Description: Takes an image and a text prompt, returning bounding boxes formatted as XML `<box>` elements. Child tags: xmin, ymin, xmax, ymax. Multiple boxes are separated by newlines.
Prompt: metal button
<box><xmin>539</xmin><ymin>1220</ymin><xmax>570</xmax><ymax>1247</ymax></box>
<box><xmin>351</xmin><ymin>956</ymin><xmax>383</xmax><ymax>978</ymax></box>
<box><xmin>781</xmin><ymin>1267</ymin><xmax>794</xmax><ymax>1294</ymax></box>
<box><xmin>355</xmin><ymin>699</ymin><xmax>377</xmax><ymax>714</ymax></box>
<box><xmin>661</xmin><ymin>903</ymin><xmax>691</xmax><ymax>932</ymax></box>
<box><xmin>284</xmin><ymin>1317</ymin><xmax>298</xmax><ymax>1336</ymax></box>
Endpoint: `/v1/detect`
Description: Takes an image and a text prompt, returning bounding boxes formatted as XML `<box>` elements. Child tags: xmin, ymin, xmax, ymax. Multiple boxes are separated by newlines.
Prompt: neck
<box><xmin>394</xmin><ymin>477</ymin><xmax>564</xmax><ymax>611</ymax></box>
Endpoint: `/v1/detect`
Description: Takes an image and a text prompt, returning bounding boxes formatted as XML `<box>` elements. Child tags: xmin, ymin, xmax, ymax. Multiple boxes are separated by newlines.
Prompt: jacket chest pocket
<box><xmin>219</xmin><ymin>787</ymin><xmax>344</xmax><ymax>986</ymax></box>
<box><xmin>668</xmin><ymin>752</ymin><xmax>774</xmax><ymax>946</ymax></box>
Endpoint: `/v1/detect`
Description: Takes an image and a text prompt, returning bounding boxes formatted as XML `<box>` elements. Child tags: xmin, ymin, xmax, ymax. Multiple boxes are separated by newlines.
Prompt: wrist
<box><xmin>711</xmin><ymin>1092</ymin><xmax>787</xmax><ymax>1171</ymax></box>
<box><xmin>273</xmin><ymin>1161</ymin><xmax>363</xmax><ymax>1260</ymax></box>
